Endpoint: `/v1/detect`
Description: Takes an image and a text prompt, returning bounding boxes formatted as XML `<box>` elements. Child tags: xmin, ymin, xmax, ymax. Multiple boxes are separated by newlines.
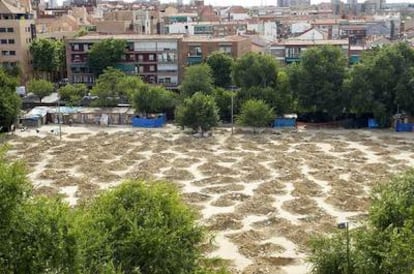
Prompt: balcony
<box><xmin>285</xmin><ymin>56</ymin><xmax>301</xmax><ymax>64</ymax></box>
<box><xmin>187</xmin><ymin>56</ymin><xmax>203</xmax><ymax>65</ymax></box>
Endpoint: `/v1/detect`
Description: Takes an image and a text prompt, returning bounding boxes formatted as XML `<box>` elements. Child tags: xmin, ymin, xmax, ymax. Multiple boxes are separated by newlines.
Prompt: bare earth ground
<box><xmin>6</xmin><ymin>124</ymin><xmax>414</xmax><ymax>274</ymax></box>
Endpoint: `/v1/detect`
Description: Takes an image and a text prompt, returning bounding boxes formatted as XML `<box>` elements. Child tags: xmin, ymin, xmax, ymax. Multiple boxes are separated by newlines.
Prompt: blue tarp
<box><xmin>396</xmin><ymin>122</ymin><xmax>414</xmax><ymax>132</ymax></box>
<box><xmin>274</xmin><ymin>118</ymin><xmax>296</xmax><ymax>128</ymax></box>
<box><xmin>368</xmin><ymin>119</ymin><xmax>379</xmax><ymax>128</ymax></box>
<box><xmin>132</xmin><ymin>114</ymin><xmax>166</xmax><ymax>128</ymax></box>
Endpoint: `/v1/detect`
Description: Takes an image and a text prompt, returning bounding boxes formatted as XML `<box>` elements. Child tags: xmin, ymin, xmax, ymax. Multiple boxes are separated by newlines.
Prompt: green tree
<box><xmin>0</xmin><ymin>147</ymin><xmax>78</xmax><ymax>273</ymax></box>
<box><xmin>212</xmin><ymin>88</ymin><xmax>234</xmax><ymax>122</ymax></box>
<box><xmin>309</xmin><ymin>169</ymin><xmax>414</xmax><ymax>274</ymax></box>
<box><xmin>27</xmin><ymin>79</ymin><xmax>55</xmax><ymax>102</ymax></box>
<box><xmin>88</xmin><ymin>39</ymin><xmax>127</xmax><ymax>76</ymax></box>
<box><xmin>117</xmin><ymin>75</ymin><xmax>145</xmax><ymax>99</ymax></box>
<box><xmin>0</xmin><ymin>69</ymin><xmax>20</xmax><ymax>131</ymax></box>
<box><xmin>347</xmin><ymin>43</ymin><xmax>414</xmax><ymax>125</ymax></box>
<box><xmin>58</xmin><ymin>83</ymin><xmax>88</xmax><ymax>105</ymax></box>
<box><xmin>176</xmin><ymin>92</ymin><xmax>219</xmax><ymax>135</ymax></box>
<box><xmin>232</xmin><ymin>52</ymin><xmax>278</xmax><ymax>89</ymax></box>
<box><xmin>236</xmin><ymin>99</ymin><xmax>275</xmax><ymax>133</ymax></box>
<box><xmin>30</xmin><ymin>38</ymin><xmax>65</xmax><ymax>80</ymax></box>
<box><xmin>91</xmin><ymin>67</ymin><xmax>126</xmax><ymax>107</ymax></box>
<box><xmin>75</xmin><ymin>180</ymin><xmax>204</xmax><ymax>274</ymax></box>
<box><xmin>132</xmin><ymin>85</ymin><xmax>176</xmax><ymax>117</ymax></box>
<box><xmin>206</xmin><ymin>52</ymin><xmax>234</xmax><ymax>88</ymax></box>
<box><xmin>180</xmin><ymin>64</ymin><xmax>214</xmax><ymax>97</ymax></box>
<box><xmin>290</xmin><ymin>45</ymin><xmax>348</xmax><ymax>119</ymax></box>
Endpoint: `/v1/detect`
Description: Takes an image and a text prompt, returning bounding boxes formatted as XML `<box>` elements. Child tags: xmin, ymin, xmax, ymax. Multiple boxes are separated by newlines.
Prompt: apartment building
<box><xmin>0</xmin><ymin>0</ymin><xmax>35</xmax><ymax>82</ymax></box>
<box><xmin>270</xmin><ymin>39</ymin><xmax>349</xmax><ymax>64</ymax></box>
<box><xmin>180</xmin><ymin>35</ymin><xmax>251</xmax><ymax>76</ymax></box>
<box><xmin>65</xmin><ymin>34</ymin><xmax>182</xmax><ymax>88</ymax></box>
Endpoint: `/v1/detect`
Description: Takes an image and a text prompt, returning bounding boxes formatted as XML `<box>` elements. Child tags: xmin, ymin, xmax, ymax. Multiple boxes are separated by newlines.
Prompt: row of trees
<box><xmin>309</xmin><ymin>169</ymin><xmax>414</xmax><ymax>274</ymax></box>
<box><xmin>0</xmin><ymin>146</ymin><xmax>227</xmax><ymax>273</ymax></box>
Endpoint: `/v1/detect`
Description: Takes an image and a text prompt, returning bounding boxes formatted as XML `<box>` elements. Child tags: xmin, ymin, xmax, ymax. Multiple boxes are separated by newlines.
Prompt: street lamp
<box><xmin>338</xmin><ymin>221</ymin><xmax>351</xmax><ymax>274</ymax></box>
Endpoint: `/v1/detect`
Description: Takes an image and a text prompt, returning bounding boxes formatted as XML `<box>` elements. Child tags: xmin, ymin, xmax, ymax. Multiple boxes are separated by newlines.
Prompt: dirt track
<box><xmin>7</xmin><ymin>125</ymin><xmax>414</xmax><ymax>273</ymax></box>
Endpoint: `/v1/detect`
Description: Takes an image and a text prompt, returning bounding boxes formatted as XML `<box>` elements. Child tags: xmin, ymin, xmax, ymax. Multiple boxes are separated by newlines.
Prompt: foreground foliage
<box><xmin>0</xmin><ymin>147</ymin><xmax>225</xmax><ymax>273</ymax></box>
<box><xmin>309</xmin><ymin>169</ymin><xmax>414</xmax><ymax>274</ymax></box>
<box><xmin>0</xmin><ymin>69</ymin><xmax>20</xmax><ymax>131</ymax></box>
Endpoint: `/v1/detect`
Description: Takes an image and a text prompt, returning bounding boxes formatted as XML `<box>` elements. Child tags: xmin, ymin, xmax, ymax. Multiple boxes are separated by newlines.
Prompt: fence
<box><xmin>274</xmin><ymin>118</ymin><xmax>296</xmax><ymax>128</ymax></box>
<box><xmin>395</xmin><ymin>122</ymin><xmax>414</xmax><ymax>132</ymax></box>
<box><xmin>131</xmin><ymin>114</ymin><xmax>166</xmax><ymax>128</ymax></box>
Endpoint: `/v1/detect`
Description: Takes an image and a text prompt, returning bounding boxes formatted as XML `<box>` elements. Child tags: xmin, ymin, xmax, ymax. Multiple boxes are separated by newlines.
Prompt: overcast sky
<box><xmin>161</xmin><ymin>0</ymin><xmax>414</xmax><ymax>5</ymax></box>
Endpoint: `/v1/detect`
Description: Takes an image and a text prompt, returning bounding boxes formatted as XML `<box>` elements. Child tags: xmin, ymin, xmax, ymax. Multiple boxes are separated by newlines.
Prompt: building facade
<box><xmin>0</xmin><ymin>0</ymin><xmax>35</xmax><ymax>83</ymax></box>
<box><xmin>65</xmin><ymin>34</ymin><xmax>182</xmax><ymax>88</ymax></box>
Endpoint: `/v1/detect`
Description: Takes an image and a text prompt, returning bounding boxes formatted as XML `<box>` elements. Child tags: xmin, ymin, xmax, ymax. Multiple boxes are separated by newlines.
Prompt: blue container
<box><xmin>274</xmin><ymin>118</ymin><xmax>296</xmax><ymax>128</ymax></box>
<box><xmin>396</xmin><ymin>122</ymin><xmax>414</xmax><ymax>132</ymax></box>
<box><xmin>132</xmin><ymin>114</ymin><xmax>166</xmax><ymax>128</ymax></box>
<box><xmin>368</xmin><ymin>119</ymin><xmax>379</xmax><ymax>128</ymax></box>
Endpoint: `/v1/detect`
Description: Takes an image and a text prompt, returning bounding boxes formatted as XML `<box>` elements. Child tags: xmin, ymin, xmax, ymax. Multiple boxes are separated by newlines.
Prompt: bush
<box><xmin>236</xmin><ymin>99</ymin><xmax>274</xmax><ymax>132</ymax></box>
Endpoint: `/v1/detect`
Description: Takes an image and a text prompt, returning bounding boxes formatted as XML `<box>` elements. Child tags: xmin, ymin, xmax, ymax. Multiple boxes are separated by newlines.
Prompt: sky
<box><xmin>161</xmin><ymin>0</ymin><xmax>414</xmax><ymax>5</ymax></box>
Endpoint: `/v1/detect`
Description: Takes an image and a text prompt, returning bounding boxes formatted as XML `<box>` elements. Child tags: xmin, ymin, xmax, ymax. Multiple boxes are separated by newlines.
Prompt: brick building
<box><xmin>65</xmin><ymin>34</ymin><xmax>251</xmax><ymax>88</ymax></box>
<box><xmin>0</xmin><ymin>0</ymin><xmax>35</xmax><ymax>83</ymax></box>
<box><xmin>65</xmin><ymin>34</ymin><xmax>182</xmax><ymax>88</ymax></box>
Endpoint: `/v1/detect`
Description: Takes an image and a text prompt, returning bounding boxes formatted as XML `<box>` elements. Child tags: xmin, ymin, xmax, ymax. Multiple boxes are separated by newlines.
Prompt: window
<box><xmin>72</xmin><ymin>44</ymin><xmax>79</xmax><ymax>51</ymax></box>
<box><xmin>0</xmin><ymin>39</ymin><xmax>7</xmax><ymax>44</ymax></box>
<box><xmin>7</xmin><ymin>27</ymin><xmax>13</xmax><ymax>32</ymax></box>
<box><xmin>0</xmin><ymin>28</ymin><xmax>5</xmax><ymax>32</ymax></box>
<box><xmin>138</xmin><ymin>54</ymin><xmax>143</xmax><ymax>61</ymax></box>
<box><xmin>2</xmin><ymin>51</ymin><xmax>9</xmax><ymax>56</ymax></box>
<box><xmin>149</xmin><ymin>54</ymin><xmax>155</xmax><ymax>61</ymax></box>
<box><xmin>149</xmin><ymin>65</ymin><xmax>155</xmax><ymax>72</ymax></box>
<box><xmin>10</xmin><ymin>51</ymin><xmax>15</xmax><ymax>55</ymax></box>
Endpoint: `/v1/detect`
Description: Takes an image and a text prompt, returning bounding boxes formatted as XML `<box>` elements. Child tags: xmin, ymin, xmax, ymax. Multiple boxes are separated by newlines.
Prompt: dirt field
<box><xmin>6</xmin><ymin>124</ymin><xmax>414</xmax><ymax>274</ymax></box>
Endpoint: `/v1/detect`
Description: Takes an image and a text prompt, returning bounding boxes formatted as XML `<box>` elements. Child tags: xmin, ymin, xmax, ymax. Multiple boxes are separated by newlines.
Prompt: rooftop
<box><xmin>183</xmin><ymin>35</ymin><xmax>249</xmax><ymax>42</ymax></box>
<box><xmin>272</xmin><ymin>39</ymin><xmax>349</xmax><ymax>46</ymax></box>
<box><xmin>69</xmin><ymin>34</ymin><xmax>184</xmax><ymax>41</ymax></box>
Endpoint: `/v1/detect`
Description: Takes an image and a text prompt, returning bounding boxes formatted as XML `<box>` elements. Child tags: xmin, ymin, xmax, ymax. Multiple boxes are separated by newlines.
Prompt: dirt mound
<box><xmin>206</xmin><ymin>213</ymin><xmax>243</xmax><ymax>231</ymax></box>
<box><xmin>254</xmin><ymin>181</ymin><xmax>287</xmax><ymax>195</ymax></box>
<box><xmin>282</xmin><ymin>196</ymin><xmax>321</xmax><ymax>215</ymax></box>
<box><xmin>292</xmin><ymin>179</ymin><xmax>324</xmax><ymax>197</ymax></box>
<box><xmin>182</xmin><ymin>192</ymin><xmax>212</xmax><ymax>203</ymax></box>
<box><xmin>192</xmin><ymin>176</ymin><xmax>239</xmax><ymax>187</ymax></box>
<box><xmin>235</xmin><ymin>194</ymin><xmax>275</xmax><ymax>216</ymax></box>
<box><xmin>163</xmin><ymin>167</ymin><xmax>195</xmax><ymax>181</ymax></box>
<box><xmin>201</xmin><ymin>184</ymin><xmax>245</xmax><ymax>194</ymax></box>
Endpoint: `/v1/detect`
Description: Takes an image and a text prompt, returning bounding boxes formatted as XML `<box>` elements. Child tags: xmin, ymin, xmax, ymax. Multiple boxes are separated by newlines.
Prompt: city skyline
<box><xmin>161</xmin><ymin>0</ymin><xmax>413</xmax><ymax>5</ymax></box>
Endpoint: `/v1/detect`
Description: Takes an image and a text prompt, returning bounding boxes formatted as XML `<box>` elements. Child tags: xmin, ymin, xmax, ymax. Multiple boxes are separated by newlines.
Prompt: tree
<box><xmin>132</xmin><ymin>85</ymin><xmax>176</xmax><ymax>117</ymax></box>
<box><xmin>206</xmin><ymin>52</ymin><xmax>234</xmax><ymax>88</ymax></box>
<box><xmin>176</xmin><ymin>92</ymin><xmax>219</xmax><ymax>135</ymax></box>
<box><xmin>212</xmin><ymin>88</ymin><xmax>234</xmax><ymax>122</ymax></box>
<box><xmin>347</xmin><ymin>43</ymin><xmax>414</xmax><ymax>126</ymax></box>
<box><xmin>180</xmin><ymin>64</ymin><xmax>214</xmax><ymax>97</ymax></box>
<box><xmin>0</xmin><ymin>69</ymin><xmax>20</xmax><ymax>131</ymax></box>
<box><xmin>290</xmin><ymin>45</ymin><xmax>348</xmax><ymax>119</ymax></box>
<box><xmin>309</xmin><ymin>169</ymin><xmax>414</xmax><ymax>274</ymax></box>
<box><xmin>30</xmin><ymin>38</ymin><xmax>65</xmax><ymax>80</ymax></box>
<box><xmin>91</xmin><ymin>67</ymin><xmax>126</xmax><ymax>107</ymax></box>
<box><xmin>117</xmin><ymin>75</ymin><xmax>145</xmax><ymax>99</ymax></box>
<box><xmin>75</xmin><ymin>180</ymin><xmax>205</xmax><ymax>274</ymax></box>
<box><xmin>232</xmin><ymin>52</ymin><xmax>278</xmax><ymax>89</ymax></box>
<box><xmin>236</xmin><ymin>99</ymin><xmax>275</xmax><ymax>133</ymax></box>
<box><xmin>88</xmin><ymin>39</ymin><xmax>127</xmax><ymax>76</ymax></box>
<box><xmin>27</xmin><ymin>79</ymin><xmax>54</xmax><ymax>102</ymax></box>
<box><xmin>58</xmin><ymin>83</ymin><xmax>88</xmax><ymax>105</ymax></box>
<box><xmin>0</xmin><ymin>146</ymin><xmax>78</xmax><ymax>273</ymax></box>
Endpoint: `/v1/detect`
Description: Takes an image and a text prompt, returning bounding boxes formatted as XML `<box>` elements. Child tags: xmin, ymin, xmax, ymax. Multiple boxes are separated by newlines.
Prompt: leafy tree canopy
<box><xmin>212</xmin><ymin>87</ymin><xmax>234</xmax><ymax>122</ymax></box>
<box><xmin>30</xmin><ymin>38</ymin><xmax>65</xmax><ymax>73</ymax></box>
<box><xmin>132</xmin><ymin>85</ymin><xmax>176</xmax><ymax>116</ymax></box>
<box><xmin>206</xmin><ymin>52</ymin><xmax>234</xmax><ymax>88</ymax></box>
<box><xmin>0</xmin><ymin>69</ymin><xmax>20</xmax><ymax>131</ymax></box>
<box><xmin>346</xmin><ymin>43</ymin><xmax>414</xmax><ymax>125</ymax></box>
<box><xmin>232</xmin><ymin>52</ymin><xmax>279</xmax><ymax>89</ymax></box>
<box><xmin>180</xmin><ymin>64</ymin><xmax>214</xmax><ymax>98</ymax></box>
<box><xmin>58</xmin><ymin>84</ymin><xmax>88</xmax><ymax>106</ymax></box>
<box><xmin>91</xmin><ymin>67</ymin><xmax>128</xmax><ymax>107</ymax></box>
<box><xmin>289</xmin><ymin>45</ymin><xmax>348</xmax><ymax>118</ymax></box>
<box><xmin>236</xmin><ymin>99</ymin><xmax>274</xmax><ymax>131</ymax></box>
<box><xmin>27</xmin><ymin>79</ymin><xmax>55</xmax><ymax>102</ymax></box>
<box><xmin>88</xmin><ymin>39</ymin><xmax>127</xmax><ymax>76</ymax></box>
<box><xmin>309</xmin><ymin>169</ymin><xmax>414</xmax><ymax>274</ymax></box>
<box><xmin>176</xmin><ymin>92</ymin><xmax>219</xmax><ymax>134</ymax></box>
